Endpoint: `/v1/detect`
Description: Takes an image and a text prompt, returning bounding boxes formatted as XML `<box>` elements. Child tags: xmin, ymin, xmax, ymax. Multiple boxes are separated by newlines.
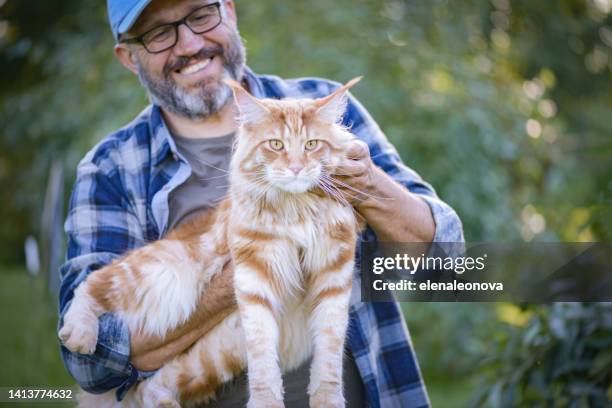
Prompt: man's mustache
<box><xmin>163</xmin><ymin>46</ymin><xmax>225</xmax><ymax>77</ymax></box>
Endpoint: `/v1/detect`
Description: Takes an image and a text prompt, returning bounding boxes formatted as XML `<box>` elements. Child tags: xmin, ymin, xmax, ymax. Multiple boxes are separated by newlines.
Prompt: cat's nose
<box><xmin>289</xmin><ymin>166</ymin><xmax>303</xmax><ymax>175</ymax></box>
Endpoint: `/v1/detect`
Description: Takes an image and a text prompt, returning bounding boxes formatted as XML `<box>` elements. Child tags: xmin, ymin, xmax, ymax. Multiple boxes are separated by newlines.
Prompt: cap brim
<box><xmin>116</xmin><ymin>0</ymin><xmax>154</xmax><ymax>39</ymax></box>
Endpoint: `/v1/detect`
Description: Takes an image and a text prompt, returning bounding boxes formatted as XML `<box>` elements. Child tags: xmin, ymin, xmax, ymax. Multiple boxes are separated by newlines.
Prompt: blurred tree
<box><xmin>1</xmin><ymin>0</ymin><xmax>610</xmax><ymax>264</ymax></box>
<box><xmin>470</xmin><ymin>303</ymin><xmax>612</xmax><ymax>407</ymax></box>
<box><xmin>0</xmin><ymin>0</ymin><xmax>146</xmax><ymax>264</ymax></box>
<box><xmin>0</xmin><ymin>0</ymin><xmax>610</xmax><ymax>404</ymax></box>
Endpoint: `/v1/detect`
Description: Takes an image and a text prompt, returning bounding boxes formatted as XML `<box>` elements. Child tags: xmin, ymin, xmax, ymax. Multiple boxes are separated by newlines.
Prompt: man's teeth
<box><xmin>179</xmin><ymin>58</ymin><xmax>212</xmax><ymax>75</ymax></box>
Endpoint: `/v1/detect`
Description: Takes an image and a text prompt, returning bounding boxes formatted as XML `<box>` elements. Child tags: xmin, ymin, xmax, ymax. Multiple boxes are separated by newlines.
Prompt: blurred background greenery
<box><xmin>0</xmin><ymin>0</ymin><xmax>610</xmax><ymax>406</ymax></box>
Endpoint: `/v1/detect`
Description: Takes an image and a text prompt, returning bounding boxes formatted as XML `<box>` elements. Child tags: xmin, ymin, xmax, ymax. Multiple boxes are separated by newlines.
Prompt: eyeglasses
<box><xmin>121</xmin><ymin>2</ymin><xmax>223</xmax><ymax>54</ymax></box>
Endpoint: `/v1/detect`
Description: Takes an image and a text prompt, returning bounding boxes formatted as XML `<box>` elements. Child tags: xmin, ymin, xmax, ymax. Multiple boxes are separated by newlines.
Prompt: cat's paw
<box><xmin>247</xmin><ymin>389</ymin><xmax>284</xmax><ymax>408</ymax></box>
<box><xmin>58</xmin><ymin>315</ymin><xmax>98</xmax><ymax>354</ymax></box>
<box><xmin>137</xmin><ymin>376</ymin><xmax>180</xmax><ymax>408</ymax></box>
<box><xmin>156</xmin><ymin>400</ymin><xmax>180</xmax><ymax>408</ymax></box>
<box><xmin>309</xmin><ymin>381</ymin><xmax>344</xmax><ymax>408</ymax></box>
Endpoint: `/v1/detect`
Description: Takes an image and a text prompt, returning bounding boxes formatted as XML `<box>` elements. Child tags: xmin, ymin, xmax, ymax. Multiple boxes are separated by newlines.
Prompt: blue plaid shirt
<box><xmin>59</xmin><ymin>68</ymin><xmax>464</xmax><ymax>407</ymax></box>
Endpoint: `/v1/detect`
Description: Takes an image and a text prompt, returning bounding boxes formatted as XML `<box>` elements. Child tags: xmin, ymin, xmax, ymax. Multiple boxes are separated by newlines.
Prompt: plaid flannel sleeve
<box><xmin>344</xmin><ymin>92</ymin><xmax>465</xmax><ymax>244</ymax></box>
<box><xmin>58</xmin><ymin>155</ymin><xmax>148</xmax><ymax>399</ymax></box>
<box><xmin>340</xmin><ymin>87</ymin><xmax>462</xmax><ymax>407</ymax></box>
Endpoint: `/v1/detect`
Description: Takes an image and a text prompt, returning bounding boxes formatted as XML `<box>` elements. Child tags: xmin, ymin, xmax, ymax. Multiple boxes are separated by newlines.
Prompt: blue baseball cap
<box><xmin>107</xmin><ymin>0</ymin><xmax>154</xmax><ymax>41</ymax></box>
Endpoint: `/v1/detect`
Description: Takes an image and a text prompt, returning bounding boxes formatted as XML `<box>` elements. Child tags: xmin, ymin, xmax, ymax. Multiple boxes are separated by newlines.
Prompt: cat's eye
<box><xmin>269</xmin><ymin>139</ymin><xmax>284</xmax><ymax>151</ymax></box>
<box><xmin>305</xmin><ymin>140</ymin><xmax>319</xmax><ymax>151</ymax></box>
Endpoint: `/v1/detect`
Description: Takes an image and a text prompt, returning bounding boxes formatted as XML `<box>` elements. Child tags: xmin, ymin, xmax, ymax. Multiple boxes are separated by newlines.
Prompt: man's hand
<box><xmin>330</xmin><ymin>140</ymin><xmax>377</xmax><ymax>207</ymax></box>
<box><xmin>331</xmin><ymin>139</ymin><xmax>436</xmax><ymax>243</ymax></box>
<box><xmin>130</xmin><ymin>261</ymin><xmax>237</xmax><ymax>372</ymax></box>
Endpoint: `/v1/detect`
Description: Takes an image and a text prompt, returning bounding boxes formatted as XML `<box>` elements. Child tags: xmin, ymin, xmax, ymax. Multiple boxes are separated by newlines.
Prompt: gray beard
<box><xmin>135</xmin><ymin>30</ymin><xmax>246</xmax><ymax>120</ymax></box>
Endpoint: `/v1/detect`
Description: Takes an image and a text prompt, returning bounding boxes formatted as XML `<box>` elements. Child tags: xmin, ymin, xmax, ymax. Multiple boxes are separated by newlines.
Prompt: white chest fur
<box><xmin>247</xmin><ymin>198</ymin><xmax>355</xmax><ymax>371</ymax></box>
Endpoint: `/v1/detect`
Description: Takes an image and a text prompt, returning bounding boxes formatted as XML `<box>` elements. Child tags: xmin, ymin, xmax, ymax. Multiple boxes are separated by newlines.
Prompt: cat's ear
<box><xmin>314</xmin><ymin>76</ymin><xmax>363</xmax><ymax>124</ymax></box>
<box><xmin>224</xmin><ymin>78</ymin><xmax>270</xmax><ymax>125</ymax></box>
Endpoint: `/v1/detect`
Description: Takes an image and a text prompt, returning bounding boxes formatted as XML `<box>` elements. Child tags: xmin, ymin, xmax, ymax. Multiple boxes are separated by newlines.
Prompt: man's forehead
<box><xmin>130</xmin><ymin>0</ymin><xmax>208</xmax><ymax>33</ymax></box>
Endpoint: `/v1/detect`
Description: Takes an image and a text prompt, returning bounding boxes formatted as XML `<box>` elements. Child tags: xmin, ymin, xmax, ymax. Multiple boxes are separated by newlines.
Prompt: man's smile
<box><xmin>178</xmin><ymin>56</ymin><xmax>213</xmax><ymax>75</ymax></box>
<box><xmin>171</xmin><ymin>53</ymin><xmax>225</xmax><ymax>87</ymax></box>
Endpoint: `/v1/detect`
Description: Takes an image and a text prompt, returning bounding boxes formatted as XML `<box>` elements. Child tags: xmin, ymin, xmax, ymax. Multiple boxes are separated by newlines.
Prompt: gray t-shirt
<box><xmin>168</xmin><ymin>132</ymin><xmax>234</xmax><ymax>230</ymax></box>
<box><xmin>168</xmin><ymin>132</ymin><xmax>366</xmax><ymax>407</ymax></box>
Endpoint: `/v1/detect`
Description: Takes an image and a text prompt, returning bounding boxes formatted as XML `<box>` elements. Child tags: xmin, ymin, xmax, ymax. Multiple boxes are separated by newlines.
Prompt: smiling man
<box><xmin>58</xmin><ymin>0</ymin><xmax>464</xmax><ymax>407</ymax></box>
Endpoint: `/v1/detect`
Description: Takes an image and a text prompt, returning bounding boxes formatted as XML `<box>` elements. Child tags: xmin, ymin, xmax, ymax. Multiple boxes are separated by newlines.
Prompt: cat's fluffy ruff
<box><xmin>60</xmin><ymin>77</ymin><xmax>363</xmax><ymax>408</ymax></box>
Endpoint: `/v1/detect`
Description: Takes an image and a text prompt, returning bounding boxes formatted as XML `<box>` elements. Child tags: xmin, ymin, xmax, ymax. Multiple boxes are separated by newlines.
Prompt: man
<box><xmin>58</xmin><ymin>0</ymin><xmax>464</xmax><ymax>406</ymax></box>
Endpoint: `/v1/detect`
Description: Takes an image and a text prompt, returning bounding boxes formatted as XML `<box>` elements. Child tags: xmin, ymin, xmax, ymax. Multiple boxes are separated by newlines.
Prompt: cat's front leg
<box><xmin>136</xmin><ymin>367</ymin><xmax>180</xmax><ymax>408</ymax></box>
<box><xmin>233</xmin><ymin>256</ymin><xmax>286</xmax><ymax>408</ymax></box>
<box><xmin>307</xmin><ymin>258</ymin><xmax>354</xmax><ymax>408</ymax></box>
<box><xmin>59</xmin><ymin>282</ymin><xmax>103</xmax><ymax>354</ymax></box>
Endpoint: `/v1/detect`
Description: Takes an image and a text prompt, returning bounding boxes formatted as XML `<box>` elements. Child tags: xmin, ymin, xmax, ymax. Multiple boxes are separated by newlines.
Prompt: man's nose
<box><xmin>173</xmin><ymin>24</ymin><xmax>206</xmax><ymax>56</ymax></box>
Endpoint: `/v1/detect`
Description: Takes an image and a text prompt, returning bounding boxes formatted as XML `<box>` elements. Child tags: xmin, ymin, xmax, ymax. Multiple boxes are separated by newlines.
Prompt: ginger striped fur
<box><xmin>59</xmin><ymin>77</ymin><xmax>364</xmax><ymax>408</ymax></box>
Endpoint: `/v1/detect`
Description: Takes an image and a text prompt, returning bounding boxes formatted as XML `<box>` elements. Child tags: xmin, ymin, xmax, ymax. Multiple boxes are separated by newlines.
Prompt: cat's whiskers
<box><xmin>317</xmin><ymin>179</ymin><xmax>350</xmax><ymax>207</ymax></box>
<box><xmin>217</xmin><ymin>174</ymin><xmax>269</xmax><ymax>190</ymax></box>
<box><xmin>320</xmin><ymin>163</ymin><xmax>365</xmax><ymax>177</ymax></box>
<box><xmin>321</xmin><ymin>174</ymin><xmax>392</xmax><ymax>203</ymax></box>
<box><xmin>320</xmin><ymin>163</ymin><xmax>373</xmax><ymax>178</ymax></box>
<box><xmin>319</xmin><ymin>178</ymin><xmax>368</xmax><ymax>225</ymax></box>
<box><xmin>316</xmin><ymin>180</ymin><xmax>336</xmax><ymax>201</ymax></box>
<box><xmin>319</xmin><ymin>171</ymin><xmax>358</xmax><ymax>177</ymax></box>
<box><xmin>191</xmin><ymin>157</ymin><xmax>231</xmax><ymax>174</ymax></box>
<box><xmin>194</xmin><ymin>173</ymin><xmax>232</xmax><ymax>182</ymax></box>
<box><xmin>318</xmin><ymin>166</ymin><xmax>353</xmax><ymax>204</ymax></box>
<box><xmin>320</xmin><ymin>176</ymin><xmax>371</xmax><ymax>205</ymax></box>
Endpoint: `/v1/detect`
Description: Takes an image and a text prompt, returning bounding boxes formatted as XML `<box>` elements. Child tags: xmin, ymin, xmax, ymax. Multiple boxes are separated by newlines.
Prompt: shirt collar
<box><xmin>149</xmin><ymin>104</ymin><xmax>173</xmax><ymax>166</ymax></box>
<box><xmin>242</xmin><ymin>66</ymin><xmax>266</xmax><ymax>98</ymax></box>
<box><xmin>149</xmin><ymin>66</ymin><xmax>263</xmax><ymax>167</ymax></box>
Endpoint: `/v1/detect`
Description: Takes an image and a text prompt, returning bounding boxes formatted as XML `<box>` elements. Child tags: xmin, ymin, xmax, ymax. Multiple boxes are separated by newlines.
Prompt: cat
<box><xmin>59</xmin><ymin>77</ymin><xmax>363</xmax><ymax>408</ymax></box>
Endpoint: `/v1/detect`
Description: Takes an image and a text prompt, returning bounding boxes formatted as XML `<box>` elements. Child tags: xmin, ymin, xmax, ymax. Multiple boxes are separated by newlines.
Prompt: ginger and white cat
<box><xmin>59</xmin><ymin>77</ymin><xmax>363</xmax><ymax>408</ymax></box>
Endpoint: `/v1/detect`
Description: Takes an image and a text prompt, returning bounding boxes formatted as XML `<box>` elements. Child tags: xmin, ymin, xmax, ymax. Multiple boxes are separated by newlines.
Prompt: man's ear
<box><xmin>222</xmin><ymin>0</ymin><xmax>238</xmax><ymax>26</ymax></box>
<box><xmin>114</xmin><ymin>43</ymin><xmax>140</xmax><ymax>76</ymax></box>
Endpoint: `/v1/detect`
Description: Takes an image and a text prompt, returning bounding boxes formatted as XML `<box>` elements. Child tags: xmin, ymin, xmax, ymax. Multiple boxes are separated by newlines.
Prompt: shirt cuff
<box><xmin>60</xmin><ymin>312</ymin><xmax>151</xmax><ymax>401</ymax></box>
<box><xmin>418</xmin><ymin>194</ymin><xmax>464</xmax><ymax>244</ymax></box>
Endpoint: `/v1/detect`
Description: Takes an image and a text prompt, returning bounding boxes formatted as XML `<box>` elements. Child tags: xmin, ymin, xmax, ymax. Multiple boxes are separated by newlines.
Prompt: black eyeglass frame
<box><xmin>120</xmin><ymin>2</ymin><xmax>223</xmax><ymax>54</ymax></box>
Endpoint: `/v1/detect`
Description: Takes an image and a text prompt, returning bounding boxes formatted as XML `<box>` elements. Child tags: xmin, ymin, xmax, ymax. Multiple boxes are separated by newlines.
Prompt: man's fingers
<box><xmin>335</xmin><ymin>161</ymin><xmax>366</xmax><ymax>177</ymax></box>
<box><xmin>332</xmin><ymin>183</ymin><xmax>368</xmax><ymax>205</ymax></box>
<box><xmin>345</xmin><ymin>140</ymin><xmax>370</xmax><ymax>160</ymax></box>
<box><xmin>331</xmin><ymin>175</ymin><xmax>367</xmax><ymax>193</ymax></box>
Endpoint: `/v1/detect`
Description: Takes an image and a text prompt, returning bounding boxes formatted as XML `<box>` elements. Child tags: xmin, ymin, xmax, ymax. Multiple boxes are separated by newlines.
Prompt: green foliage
<box><xmin>0</xmin><ymin>0</ymin><xmax>146</xmax><ymax>264</ymax></box>
<box><xmin>0</xmin><ymin>0</ymin><xmax>610</xmax><ymax>264</ymax></box>
<box><xmin>0</xmin><ymin>0</ymin><xmax>610</xmax><ymax>406</ymax></box>
<box><xmin>403</xmin><ymin>303</ymin><xmax>499</xmax><ymax>379</ymax></box>
<box><xmin>403</xmin><ymin>303</ymin><xmax>497</xmax><ymax>406</ymax></box>
<box><xmin>470</xmin><ymin>303</ymin><xmax>612</xmax><ymax>407</ymax></box>
<box><xmin>0</xmin><ymin>269</ymin><xmax>73</xmax><ymax>389</ymax></box>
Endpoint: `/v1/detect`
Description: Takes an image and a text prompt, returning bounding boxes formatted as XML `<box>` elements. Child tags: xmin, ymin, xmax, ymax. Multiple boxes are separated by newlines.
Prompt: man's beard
<box><xmin>135</xmin><ymin>28</ymin><xmax>246</xmax><ymax>120</ymax></box>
